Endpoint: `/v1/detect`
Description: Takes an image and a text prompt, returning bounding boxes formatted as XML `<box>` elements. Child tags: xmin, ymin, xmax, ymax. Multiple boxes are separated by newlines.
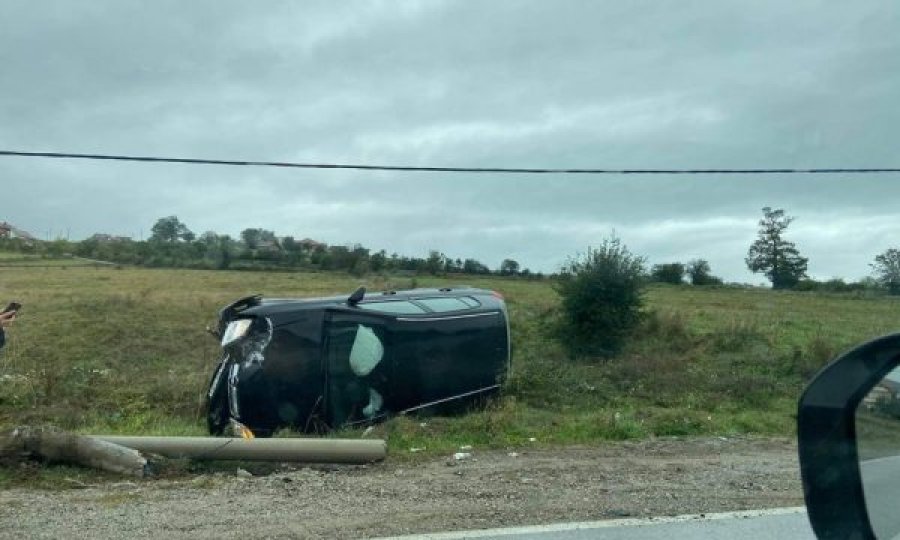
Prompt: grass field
<box><xmin>0</xmin><ymin>253</ymin><xmax>112</xmax><ymax>268</ymax></box>
<box><xmin>1</xmin><ymin>261</ymin><xmax>899</xmax><ymax>474</ymax></box>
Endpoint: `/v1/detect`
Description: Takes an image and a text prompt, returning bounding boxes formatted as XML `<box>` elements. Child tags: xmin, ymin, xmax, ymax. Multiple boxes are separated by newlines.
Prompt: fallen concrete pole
<box><xmin>2</xmin><ymin>427</ymin><xmax>148</xmax><ymax>477</ymax></box>
<box><xmin>92</xmin><ymin>436</ymin><xmax>387</xmax><ymax>464</ymax></box>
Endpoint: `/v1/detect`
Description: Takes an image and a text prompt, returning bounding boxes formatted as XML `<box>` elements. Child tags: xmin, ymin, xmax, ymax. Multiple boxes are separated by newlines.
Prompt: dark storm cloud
<box><xmin>2</xmin><ymin>0</ymin><xmax>899</xmax><ymax>281</ymax></box>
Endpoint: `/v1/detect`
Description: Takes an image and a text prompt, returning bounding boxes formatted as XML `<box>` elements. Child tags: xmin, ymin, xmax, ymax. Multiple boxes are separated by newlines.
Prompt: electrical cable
<box><xmin>2</xmin><ymin>149</ymin><xmax>899</xmax><ymax>174</ymax></box>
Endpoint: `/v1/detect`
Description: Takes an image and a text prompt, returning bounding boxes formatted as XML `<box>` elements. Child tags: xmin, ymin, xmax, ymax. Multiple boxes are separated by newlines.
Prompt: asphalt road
<box><xmin>861</xmin><ymin>456</ymin><xmax>900</xmax><ymax>539</ymax></box>
<box><xmin>374</xmin><ymin>508</ymin><xmax>814</xmax><ymax>540</ymax></box>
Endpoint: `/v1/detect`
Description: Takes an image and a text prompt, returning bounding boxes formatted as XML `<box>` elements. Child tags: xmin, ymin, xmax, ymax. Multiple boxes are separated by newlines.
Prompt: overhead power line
<box><xmin>1</xmin><ymin>149</ymin><xmax>899</xmax><ymax>174</ymax></box>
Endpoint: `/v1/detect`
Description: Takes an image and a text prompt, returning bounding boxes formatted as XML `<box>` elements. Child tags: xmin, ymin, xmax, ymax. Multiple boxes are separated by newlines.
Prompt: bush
<box><xmin>686</xmin><ymin>259</ymin><xmax>723</xmax><ymax>286</ymax></box>
<box><xmin>555</xmin><ymin>237</ymin><xmax>646</xmax><ymax>358</ymax></box>
<box><xmin>650</xmin><ymin>263</ymin><xmax>685</xmax><ymax>284</ymax></box>
<box><xmin>794</xmin><ymin>278</ymin><xmax>879</xmax><ymax>294</ymax></box>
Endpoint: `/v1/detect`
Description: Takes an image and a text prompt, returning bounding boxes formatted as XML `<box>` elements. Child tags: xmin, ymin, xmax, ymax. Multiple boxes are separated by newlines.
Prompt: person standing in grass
<box><xmin>0</xmin><ymin>309</ymin><xmax>15</xmax><ymax>350</ymax></box>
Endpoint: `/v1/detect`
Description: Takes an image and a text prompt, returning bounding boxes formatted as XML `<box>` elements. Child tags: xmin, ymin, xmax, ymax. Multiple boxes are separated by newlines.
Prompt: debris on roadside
<box><xmin>1</xmin><ymin>426</ymin><xmax>148</xmax><ymax>478</ymax></box>
<box><xmin>63</xmin><ymin>477</ymin><xmax>96</xmax><ymax>489</ymax></box>
<box><xmin>1</xmin><ymin>425</ymin><xmax>388</xmax><ymax>480</ymax></box>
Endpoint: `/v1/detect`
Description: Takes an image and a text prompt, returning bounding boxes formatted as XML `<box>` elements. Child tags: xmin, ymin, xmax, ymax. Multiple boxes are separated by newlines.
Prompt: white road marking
<box><xmin>371</xmin><ymin>507</ymin><xmax>808</xmax><ymax>540</ymax></box>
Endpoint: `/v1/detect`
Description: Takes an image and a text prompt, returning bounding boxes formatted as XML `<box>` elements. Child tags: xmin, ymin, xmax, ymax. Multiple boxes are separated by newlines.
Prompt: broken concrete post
<box><xmin>1</xmin><ymin>427</ymin><xmax>147</xmax><ymax>477</ymax></box>
<box><xmin>93</xmin><ymin>436</ymin><xmax>387</xmax><ymax>464</ymax></box>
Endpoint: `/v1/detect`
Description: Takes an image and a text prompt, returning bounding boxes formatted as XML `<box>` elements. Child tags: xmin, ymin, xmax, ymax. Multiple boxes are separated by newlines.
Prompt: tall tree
<box><xmin>746</xmin><ymin>207</ymin><xmax>808</xmax><ymax>289</ymax></box>
<box><xmin>871</xmin><ymin>248</ymin><xmax>900</xmax><ymax>295</ymax></box>
<box><xmin>463</xmin><ymin>258</ymin><xmax>490</xmax><ymax>274</ymax></box>
<box><xmin>499</xmin><ymin>259</ymin><xmax>520</xmax><ymax>276</ymax></box>
<box><xmin>217</xmin><ymin>234</ymin><xmax>233</xmax><ymax>270</ymax></box>
<box><xmin>240</xmin><ymin>228</ymin><xmax>262</xmax><ymax>249</ymax></box>
<box><xmin>425</xmin><ymin>251</ymin><xmax>446</xmax><ymax>275</ymax></box>
<box><xmin>650</xmin><ymin>262</ymin><xmax>685</xmax><ymax>284</ymax></box>
<box><xmin>370</xmin><ymin>250</ymin><xmax>387</xmax><ymax>272</ymax></box>
<box><xmin>150</xmin><ymin>216</ymin><xmax>193</xmax><ymax>243</ymax></box>
<box><xmin>686</xmin><ymin>259</ymin><xmax>722</xmax><ymax>286</ymax></box>
<box><xmin>200</xmin><ymin>231</ymin><xmax>220</xmax><ymax>246</ymax></box>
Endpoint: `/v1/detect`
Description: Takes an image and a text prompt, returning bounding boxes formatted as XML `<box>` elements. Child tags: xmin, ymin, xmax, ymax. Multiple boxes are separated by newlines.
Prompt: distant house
<box><xmin>863</xmin><ymin>379</ymin><xmax>900</xmax><ymax>410</ymax></box>
<box><xmin>882</xmin><ymin>379</ymin><xmax>900</xmax><ymax>395</ymax></box>
<box><xmin>299</xmin><ymin>238</ymin><xmax>326</xmax><ymax>251</ymax></box>
<box><xmin>256</xmin><ymin>238</ymin><xmax>282</xmax><ymax>252</ymax></box>
<box><xmin>0</xmin><ymin>222</ymin><xmax>37</xmax><ymax>243</ymax></box>
<box><xmin>89</xmin><ymin>233</ymin><xmax>132</xmax><ymax>243</ymax></box>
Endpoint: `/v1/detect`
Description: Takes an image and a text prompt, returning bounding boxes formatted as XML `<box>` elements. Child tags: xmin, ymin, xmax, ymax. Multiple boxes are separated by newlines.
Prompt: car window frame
<box><xmin>355</xmin><ymin>299</ymin><xmax>428</xmax><ymax>315</ymax></box>
<box><xmin>413</xmin><ymin>296</ymin><xmax>476</xmax><ymax>314</ymax></box>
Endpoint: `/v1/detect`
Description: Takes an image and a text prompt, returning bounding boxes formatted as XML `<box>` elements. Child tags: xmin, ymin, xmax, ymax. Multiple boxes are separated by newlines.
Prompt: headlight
<box><xmin>221</xmin><ymin>319</ymin><xmax>253</xmax><ymax>346</ymax></box>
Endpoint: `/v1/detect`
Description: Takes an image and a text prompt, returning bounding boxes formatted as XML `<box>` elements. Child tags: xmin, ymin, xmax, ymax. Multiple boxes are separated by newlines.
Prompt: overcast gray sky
<box><xmin>2</xmin><ymin>1</ymin><xmax>899</xmax><ymax>282</ymax></box>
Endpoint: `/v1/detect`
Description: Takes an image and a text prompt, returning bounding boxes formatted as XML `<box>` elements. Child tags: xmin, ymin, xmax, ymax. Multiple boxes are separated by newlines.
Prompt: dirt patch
<box><xmin>0</xmin><ymin>436</ymin><xmax>802</xmax><ymax>539</ymax></box>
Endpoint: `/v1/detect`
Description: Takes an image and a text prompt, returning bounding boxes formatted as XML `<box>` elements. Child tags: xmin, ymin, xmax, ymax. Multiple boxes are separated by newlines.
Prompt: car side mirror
<box><xmin>798</xmin><ymin>333</ymin><xmax>900</xmax><ymax>539</ymax></box>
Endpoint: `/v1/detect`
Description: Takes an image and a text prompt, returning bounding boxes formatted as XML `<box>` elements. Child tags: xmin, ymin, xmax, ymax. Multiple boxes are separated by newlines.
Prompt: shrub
<box><xmin>686</xmin><ymin>259</ymin><xmax>723</xmax><ymax>286</ymax></box>
<box><xmin>650</xmin><ymin>263</ymin><xmax>685</xmax><ymax>284</ymax></box>
<box><xmin>794</xmin><ymin>278</ymin><xmax>877</xmax><ymax>294</ymax></box>
<box><xmin>554</xmin><ymin>237</ymin><xmax>646</xmax><ymax>358</ymax></box>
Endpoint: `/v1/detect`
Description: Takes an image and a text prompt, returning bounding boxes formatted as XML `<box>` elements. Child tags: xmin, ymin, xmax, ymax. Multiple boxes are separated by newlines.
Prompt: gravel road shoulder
<box><xmin>0</xmin><ymin>436</ymin><xmax>802</xmax><ymax>539</ymax></box>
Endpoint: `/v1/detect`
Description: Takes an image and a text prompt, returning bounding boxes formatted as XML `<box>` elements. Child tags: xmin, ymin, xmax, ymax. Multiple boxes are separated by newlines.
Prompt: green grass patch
<box><xmin>0</xmin><ymin>265</ymin><xmax>897</xmax><ymax>482</ymax></box>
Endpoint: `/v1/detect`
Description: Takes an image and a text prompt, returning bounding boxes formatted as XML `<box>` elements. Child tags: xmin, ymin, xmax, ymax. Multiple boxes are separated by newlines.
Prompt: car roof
<box><xmin>240</xmin><ymin>286</ymin><xmax>500</xmax><ymax>316</ymax></box>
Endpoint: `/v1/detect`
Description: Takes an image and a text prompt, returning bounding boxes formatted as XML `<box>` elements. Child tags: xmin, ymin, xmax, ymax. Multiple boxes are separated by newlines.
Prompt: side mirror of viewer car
<box><xmin>798</xmin><ymin>333</ymin><xmax>900</xmax><ymax>539</ymax></box>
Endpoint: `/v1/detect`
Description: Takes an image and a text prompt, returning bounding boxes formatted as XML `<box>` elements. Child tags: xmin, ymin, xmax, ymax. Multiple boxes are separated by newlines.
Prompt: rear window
<box><xmin>417</xmin><ymin>297</ymin><xmax>472</xmax><ymax>313</ymax></box>
<box><xmin>357</xmin><ymin>301</ymin><xmax>426</xmax><ymax>314</ymax></box>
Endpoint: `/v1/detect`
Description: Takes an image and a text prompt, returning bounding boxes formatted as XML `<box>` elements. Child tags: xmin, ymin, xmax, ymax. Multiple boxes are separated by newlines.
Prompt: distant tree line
<box><xmin>4</xmin><ymin>208</ymin><xmax>900</xmax><ymax>294</ymax></box>
<box><xmin>0</xmin><ymin>215</ymin><xmax>544</xmax><ymax>279</ymax></box>
<box><xmin>637</xmin><ymin>206</ymin><xmax>899</xmax><ymax>295</ymax></box>
<box><xmin>648</xmin><ymin>259</ymin><xmax>724</xmax><ymax>286</ymax></box>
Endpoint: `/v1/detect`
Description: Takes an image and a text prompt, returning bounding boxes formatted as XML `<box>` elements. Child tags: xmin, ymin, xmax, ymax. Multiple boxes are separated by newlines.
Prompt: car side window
<box><xmin>416</xmin><ymin>297</ymin><xmax>472</xmax><ymax>313</ymax></box>
<box><xmin>458</xmin><ymin>296</ymin><xmax>481</xmax><ymax>308</ymax></box>
<box><xmin>357</xmin><ymin>301</ymin><xmax>426</xmax><ymax>314</ymax></box>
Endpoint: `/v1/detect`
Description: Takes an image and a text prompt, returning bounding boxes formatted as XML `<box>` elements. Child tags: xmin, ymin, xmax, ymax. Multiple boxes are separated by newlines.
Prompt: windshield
<box><xmin>0</xmin><ymin>2</ymin><xmax>896</xmax><ymax>538</ymax></box>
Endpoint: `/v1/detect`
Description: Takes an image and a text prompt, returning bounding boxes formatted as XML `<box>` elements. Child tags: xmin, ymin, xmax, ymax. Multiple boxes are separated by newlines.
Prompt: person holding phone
<box><xmin>0</xmin><ymin>302</ymin><xmax>19</xmax><ymax>350</ymax></box>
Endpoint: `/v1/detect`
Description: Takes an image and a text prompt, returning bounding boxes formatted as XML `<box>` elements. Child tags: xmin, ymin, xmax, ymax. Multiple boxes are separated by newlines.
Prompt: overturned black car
<box><xmin>205</xmin><ymin>286</ymin><xmax>511</xmax><ymax>436</ymax></box>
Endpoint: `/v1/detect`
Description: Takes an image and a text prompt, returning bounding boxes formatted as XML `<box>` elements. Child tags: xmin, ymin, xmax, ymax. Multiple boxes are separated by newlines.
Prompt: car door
<box><xmin>386</xmin><ymin>297</ymin><xmax>507</xmax><ymax>412</ymax></box>
<box><xmin>323</xmin><ymin>307</ymin><xmax>399</xmax><ymax>428</ymax></box>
